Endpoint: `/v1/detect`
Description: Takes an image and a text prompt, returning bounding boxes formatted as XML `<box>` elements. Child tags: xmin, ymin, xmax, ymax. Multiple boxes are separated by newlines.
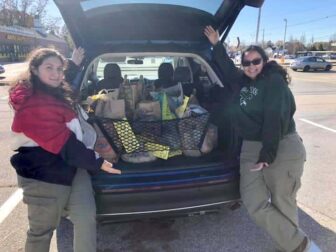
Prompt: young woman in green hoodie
<box><xmin>204</xmin><ymin>26</ymin><xmax>320</xmax><ymax>252</ymax></box>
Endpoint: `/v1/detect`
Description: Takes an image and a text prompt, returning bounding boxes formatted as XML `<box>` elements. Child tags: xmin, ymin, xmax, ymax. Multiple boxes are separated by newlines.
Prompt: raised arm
<box><xmin>64</xmin><ymin>47</ymin><xmax>85</xmax><ymax>86</ymax></box>
<box><xmin>204</xmin><ymin>26</ymin><xmax>242</xmax><ymax>89</ymax></box>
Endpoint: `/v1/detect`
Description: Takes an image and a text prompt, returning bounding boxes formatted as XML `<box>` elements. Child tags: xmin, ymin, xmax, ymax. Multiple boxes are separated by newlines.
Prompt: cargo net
<box><xmin>92</xmin><ymin>113</ymin><xmax>210</xmax><ymax>154</ymax></box>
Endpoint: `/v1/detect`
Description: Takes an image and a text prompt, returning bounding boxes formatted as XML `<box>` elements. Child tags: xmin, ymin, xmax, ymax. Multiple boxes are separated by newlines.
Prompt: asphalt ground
<box><xmin>0</xmin><ymin>68</ymin><xmax>335</xmax><ymax>252</ymax></box>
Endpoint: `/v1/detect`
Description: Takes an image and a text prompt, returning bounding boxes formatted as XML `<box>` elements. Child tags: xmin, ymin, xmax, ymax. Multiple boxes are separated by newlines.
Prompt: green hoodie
<box><xmin>213</xmin><ymin>43</ymin><xmax>296</xmax><ymax>164</ymax></box>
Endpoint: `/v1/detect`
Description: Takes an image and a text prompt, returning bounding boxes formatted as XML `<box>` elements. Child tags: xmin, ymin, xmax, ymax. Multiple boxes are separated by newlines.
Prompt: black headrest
<box><xmin>104</xmin><ymin>63</ymin><xmax>123</xmax><ymax>82</ymax></box>
<box><xmin>174</xmin><ymin>66</ymin><xmax>191</xmax><ymax>82</ymax></box>
<box><xmin>158</xmin><ymin>63</ymin><xmax>174</xmax><ymax>81</ymax></box>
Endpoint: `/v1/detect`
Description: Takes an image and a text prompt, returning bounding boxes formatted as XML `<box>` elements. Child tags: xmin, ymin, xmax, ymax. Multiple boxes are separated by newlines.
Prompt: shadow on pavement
<box><xmin>56</xmin><ymin>206</ymin><xmax>336</xmax><ymax>252</ymax></box>
<box><xmin>298</xmin><ymin>208</ymin><xmax>336</xmax><ymax>251</ymax></box>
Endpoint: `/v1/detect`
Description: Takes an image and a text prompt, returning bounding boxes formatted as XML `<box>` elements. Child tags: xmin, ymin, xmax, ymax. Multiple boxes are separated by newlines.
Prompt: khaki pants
<box><xmin>240</xmin><ymin>133</ymin><xmax>306</xmax><ymax>252</ymax></box>
<box><xmin>18</xmin><ymin>169</ymin><xmax>96</xmax><ymax>252</ymax></box>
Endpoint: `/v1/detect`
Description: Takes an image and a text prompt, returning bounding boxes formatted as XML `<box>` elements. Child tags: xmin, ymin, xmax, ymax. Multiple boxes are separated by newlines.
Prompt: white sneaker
<box><xmin>305</xmin><ymin>239</ymin><xmax>321</xmax><ymax>252</ymax></box>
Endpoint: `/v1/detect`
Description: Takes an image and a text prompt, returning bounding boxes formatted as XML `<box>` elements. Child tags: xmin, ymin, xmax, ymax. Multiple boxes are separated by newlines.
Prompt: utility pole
<box><xmin>283</xmin><ymin>18</ymin><xmax>287</xmax><ymax>51</ymax></box>
<box><xmin>255</xmin><ymin>7</ymin><xmax>261</xmax><ymax>44</ymax></box>
<box><xmin>262</xmin><ymin>28</ymin><xmax>265</xmax><ymax>48</ymax></box>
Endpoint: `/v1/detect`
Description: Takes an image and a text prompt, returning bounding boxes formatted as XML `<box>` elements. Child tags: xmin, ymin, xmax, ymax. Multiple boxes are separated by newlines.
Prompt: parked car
<box><xmin>54</xmin><ymin>0</ymin><xmax>265</xmax><ymax>223</ymax></box>
<box><xmin>290</xmin><ymin>56</ymin><xmax>333</xmax><ymax>72</ymax></box>
<box><xmin>0</xmin><ymin>64</ymin><xmax>5</xmax><ymax>74</ymax></box>
<box><xmin>322</xmin><ymin>53</ymin><xmax>336</xmax><ymax>60</ymax></box>
<box><xmin>284</xmin><ymin>54</ymin><xmax>295</xmax><ymax>59</ymax></box>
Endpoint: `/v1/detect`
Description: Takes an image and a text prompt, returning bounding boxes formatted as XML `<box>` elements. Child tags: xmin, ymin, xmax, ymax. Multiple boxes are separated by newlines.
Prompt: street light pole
<box><xmin>255</xmin><ymin>7</ymin><xmax>261</xmax><ymax>44</ymax></box>
<box><xmin>283</xmin><ymin>18</ymin><xmax>287</xmax><ymax>52</ymax></box>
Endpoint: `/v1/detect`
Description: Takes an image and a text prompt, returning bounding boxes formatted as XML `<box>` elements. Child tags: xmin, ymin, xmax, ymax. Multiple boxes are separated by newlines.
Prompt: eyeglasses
<box><xmin>242</xmin><ymin>58</ymin><xmax>262</xmax><ymax>67</ymax></box>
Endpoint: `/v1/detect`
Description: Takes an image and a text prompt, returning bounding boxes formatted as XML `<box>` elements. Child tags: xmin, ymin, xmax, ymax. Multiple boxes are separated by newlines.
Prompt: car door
<box><xmin>315</xmin><ymin>57</ymin><xmax>326</xmax><ymax>70</ymax></box>
<box><xmin>308</xmin><ymin>57</ymin><xmax>317</xmax><ymax>69</ymax></box>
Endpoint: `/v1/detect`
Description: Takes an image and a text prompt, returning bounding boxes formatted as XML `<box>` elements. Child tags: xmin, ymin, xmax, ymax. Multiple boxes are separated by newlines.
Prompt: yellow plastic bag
<box><xmin>145</xmin><ymin>142</ymin><xmax>182</xmax><ymax>160</ymax></box>
<box><xmin>112</xmin><ymin>119</ymin><xmax>140</xmax><ymax>153</ymax></box>
<box><xmin>175</xmin><ymin>96</ymin><xmax>190</xmax><ymax>118</ymax></box>
<box><xmin>161</xmin><ymin>93</ymin><xmax>176</xmax><ymax>120</ymax></box>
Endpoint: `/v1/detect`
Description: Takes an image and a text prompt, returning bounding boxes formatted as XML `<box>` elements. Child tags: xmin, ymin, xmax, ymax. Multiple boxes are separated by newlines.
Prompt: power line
<box><xmin>288</xmin><ymin>14</ymin><xmax>336</xmax><ymax>27</ymax></box>
<box><xmin>264</xmin><ymin>13</ymin><xmax>336</xmax><ymax>31</ymax></box>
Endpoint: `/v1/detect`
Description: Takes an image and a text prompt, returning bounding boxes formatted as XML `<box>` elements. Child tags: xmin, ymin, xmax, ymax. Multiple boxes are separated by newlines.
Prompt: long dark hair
<box><xmin>11</xmin><ymin>47</ymin><xmax>75</xmax><ymax>108</ymax></box>
<box><xmin>241</xmin><ymin>45</ymin><xmax>291</xmax><ymax>85</ymax></box>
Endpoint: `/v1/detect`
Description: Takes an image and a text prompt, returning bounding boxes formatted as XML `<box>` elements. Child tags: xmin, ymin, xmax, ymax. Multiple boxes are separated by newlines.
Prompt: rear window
<box><xmin>79</xmin><ymin>53</ymin><xmax>223</xmax><ymax>102</ymax></box>
<box><xmin>80</xmin><ymin>0</ymin><xmax>223</xmax><ymax>15</ymax></box>
<box><xmin>297</xmin><ymin>57</ymin><xmax>306</xmax><ymax>62</ymax></box>
<box><xmin>97</xmin><ymin>56</ymin><xmax>174</xmax><ymax>80</ymax></box>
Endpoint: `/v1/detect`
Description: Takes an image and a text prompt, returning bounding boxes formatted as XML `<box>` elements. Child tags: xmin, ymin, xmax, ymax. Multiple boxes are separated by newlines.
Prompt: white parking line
<box><xmin>0</xmin><ymin>189</ymin><xmax>23</xmax><ymax>224</ymax></box>
<box><xmin>300</xmin><ymin>118</ymin><xmax>336</xmax><ymax>133</ymax></box>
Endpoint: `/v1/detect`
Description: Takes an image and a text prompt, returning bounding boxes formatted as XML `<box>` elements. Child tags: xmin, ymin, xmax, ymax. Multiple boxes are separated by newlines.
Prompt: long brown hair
<box><xmin>242</xmin><ymin>45</ymin><xmax>291</xmax><ymax>85</ymax></box>
<box><xmin>10</xmin><ymin>47</ymin><xmax>75</xmax><ymax>107</ymax></box>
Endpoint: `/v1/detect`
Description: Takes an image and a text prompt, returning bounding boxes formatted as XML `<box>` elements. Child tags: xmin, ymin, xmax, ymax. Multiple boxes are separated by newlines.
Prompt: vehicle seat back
<box><xmin>174</xmin><ymin>66</ymin><xmax>193</xmax><ymax>96</ymax></box>
<box><xmin>96</xmin><ymin>63</ymin><xmax>124</xmax><ymax>92</ymax></box>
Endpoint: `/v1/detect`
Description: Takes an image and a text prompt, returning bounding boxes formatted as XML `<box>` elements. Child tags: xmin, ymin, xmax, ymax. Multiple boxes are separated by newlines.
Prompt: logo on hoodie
<box><xmin>240</xmin><ymin>86</ymin><xmax>258</xmax><ymax>106</ymax></box>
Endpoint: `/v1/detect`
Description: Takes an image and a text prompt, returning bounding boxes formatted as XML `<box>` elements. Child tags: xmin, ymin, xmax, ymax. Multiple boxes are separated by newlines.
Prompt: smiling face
<box><xmin>242</xmin><ymin>50</ymin><xmax>265</xmax><ymax>80</ymax></box>
<box><xmin>33</xmin><ymin>56</ymin><xmax>64</xmax><ymax>88</ymax></box>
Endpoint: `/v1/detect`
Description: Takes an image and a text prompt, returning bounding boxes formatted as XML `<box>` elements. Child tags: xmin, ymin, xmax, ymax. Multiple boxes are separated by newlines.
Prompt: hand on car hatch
<box><xmin>101</xmin><ymin>160</ymin><xmax>121</xmax><ymax>174</ymax></box>
<box><xmin>250</xmin><ymin>162</ymin><xmax>269</xmax><ymax>172</ymax></box>
<box><xmin>204</xmin><ymin>26</ymin><xmax>220</xmax><ymax>46</ymax></box>
<box><xmin>71</xmin><ymin>47</ymin><xmax>85</xmax><ymax>66</ymax></box>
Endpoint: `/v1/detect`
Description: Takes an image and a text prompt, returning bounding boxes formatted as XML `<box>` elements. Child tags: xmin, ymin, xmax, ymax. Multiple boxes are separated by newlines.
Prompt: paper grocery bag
<box><xmin>93</xmin><ymin>123</ymin><xmax>119</xmax><ymax>163</ymax></box>
<box><xmin>135</xmin><ymin>101</ymin><xmax>161</xmax><ymax>120</ymax></box>
<box><xmin>119</xmin><ymin>82</ymin><xmax>143</xmax><ymax>118</ymax></box>
<box><xmin>95</xmin><ymin>99</ymin><xmax>126</xmax><ymax>119</ymax></box>
<box><xmin>88</xmin><ymin>89</ymin><xmax>119</xmax><ymax>104</ymax></box>
<box><xmin>200</xmin><ymin>124</ymin><xmax>218</xmax><ymax>154</ymax></box>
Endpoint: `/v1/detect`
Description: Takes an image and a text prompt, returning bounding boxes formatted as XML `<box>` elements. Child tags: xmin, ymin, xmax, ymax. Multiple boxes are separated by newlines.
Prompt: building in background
<box><xmin>0</xmin><ymin>9</ymin><xmax>69</xmax><ymax>63</ymax></box>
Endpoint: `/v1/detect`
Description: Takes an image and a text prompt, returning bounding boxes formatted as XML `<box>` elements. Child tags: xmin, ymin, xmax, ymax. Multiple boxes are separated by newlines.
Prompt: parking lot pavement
<box><xmin>54</xmin><ymin>204</ymin><xmax>336</xmax><ymax>252</ymax></box>
<box><xmin>0</xmin><ymin>69</ymin><xmax>336</xmax><ymax>251</ymax></box>
<box><xmin>0</xmin><ymin>63</ymin><xmax>27</xmax><ymax>85</ymax></box>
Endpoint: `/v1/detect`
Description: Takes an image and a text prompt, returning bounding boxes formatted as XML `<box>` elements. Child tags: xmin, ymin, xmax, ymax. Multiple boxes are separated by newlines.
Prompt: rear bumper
<box><xmin>94</xmin><ymin>176</ymin><xmax>240</xmax><ymax>223</ymax></box>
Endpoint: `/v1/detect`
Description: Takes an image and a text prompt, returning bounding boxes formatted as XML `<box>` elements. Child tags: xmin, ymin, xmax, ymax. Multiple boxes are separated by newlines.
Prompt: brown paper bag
<box><xmin>93</xmin><ymin>123</ymin><xmax>119</xmax><ymax>163</ymax></box>
<box><xmin>119</xmin><ymin>81</ymin><xmax>143</xmax><ymax>118</ymax></box>
<box><xmin>200</xmin><ymin>124</ymin><xmax>218</xmax><ymax>154</ymax></box>
<box><xmin>95</xmin><ymin>99</ymin><xmax>126</xmax><ymax>119</ymax></box>
<box><xmin>135</xmin><ymin>101</ymin><xmax>161</xmax><ymax>120</ymax></box>
<box><xmin>93</xmin><ymin>89</ymin><xmax>125</xmax><ymax>119</ymax></box>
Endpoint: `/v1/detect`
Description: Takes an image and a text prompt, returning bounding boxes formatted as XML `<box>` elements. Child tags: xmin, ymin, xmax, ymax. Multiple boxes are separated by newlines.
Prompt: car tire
<box><xmin>292</xmin><ymin>68</ymin><xmax>297</xmax><ymax>71</ymax></box>
<box><xmin>303</xmin><ymin>65</ymin><xmax>310</xmax><ymax>72</ymax></box>
<box><xmin>325</xmin><ymin>65</ymin><xmax>331</xmax><ymax>71</ymax></box>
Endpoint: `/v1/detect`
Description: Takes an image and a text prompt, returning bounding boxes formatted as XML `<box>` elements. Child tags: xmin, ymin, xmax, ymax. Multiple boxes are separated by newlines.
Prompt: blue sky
<box><xmin>47</xmin><ymin>0</ymin><xmax>336</xmax><ymax>45</ymax></box>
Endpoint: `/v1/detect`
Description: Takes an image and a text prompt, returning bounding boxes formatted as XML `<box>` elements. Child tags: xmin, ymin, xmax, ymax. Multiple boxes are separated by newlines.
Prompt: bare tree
<box><xmin>19</xmin><ymin>0</ymin><xmax>34</xmax><ymax>26</ymax></box>
<box><xmin>43</xmin><ymin>15</ymin><xmax>62</xmax><ymax>34</ymax></box>
<box><xmin>30</xmin><ymin>0</ymin><xmax>48</xmax><ymax>17</ymax></box>
<box><xmin>330</xmin><ymin>33</ymin><xmax>336</xmax><ymax>42</ymax></box>
<box><xmin>60</xmin><ymin>24</ymin><xmax>75</xmax><ymax>49</ymax></box>
<box><xmin>0</xmin><ymin>0</ymin><xmax>49</xmax><ymax>26</ymax></box>
<box><xmin>300</xmin><ymin>33</ymin><xmax>306</xmax><ymax>47</ymax></box>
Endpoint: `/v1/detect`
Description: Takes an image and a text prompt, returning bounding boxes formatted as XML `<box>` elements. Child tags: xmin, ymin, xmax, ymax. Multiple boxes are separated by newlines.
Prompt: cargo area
<box><xmin>79</xmin><ymin>53</ymin><xmax>240</xmax><ymax>171</ymax></box>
